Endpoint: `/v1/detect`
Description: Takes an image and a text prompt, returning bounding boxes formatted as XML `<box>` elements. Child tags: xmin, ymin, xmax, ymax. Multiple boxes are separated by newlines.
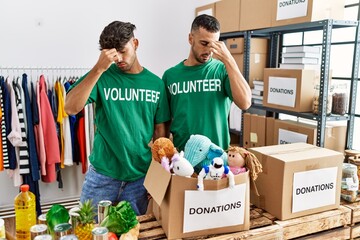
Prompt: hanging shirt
<box><xmin>2</xmin><ymin>77</ymin><xmax>16</xmax><ymax>170</ymax></box>
<box><xmin>0</xmin><ymin>104</ymin><xmax>3</xmax><ymax>171</ymax></box>
<box><xmin>22</xmin><ymin>74</ymin><xmax>40</xmax><ymax>181</ymax></box>
<box><xmin>61</xmin><ymin>83</ymin><xmax>73</xmax><ymax>166</ymax></box>
<box><xmin>0</xmin><ymin>76</ymin><xmax>8</xmax><ymax>169</ymax></box>
<box><xmin>54</xmin><ymin>80</ymin><xmax>67</xmax><ymax>168</ymax></box>
<box><xmin>6</xmin><ymin>79</ymin><xmax>23</xmax><ymax>186</ymax></box>
<box><xmin>64</xmin><ymin>82</ymin><xmax>76</xmax><ymax>164</ymax></box>
<box><xmin>37</xmin><ymin>75</ymin><xmax>60</xmax><ymax>183</ymax></box>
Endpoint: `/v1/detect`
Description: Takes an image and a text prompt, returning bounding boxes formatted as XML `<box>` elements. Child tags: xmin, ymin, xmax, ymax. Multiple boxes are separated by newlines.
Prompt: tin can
<box><xmin>33</xmin><ymin>234</ymin><xmax>52</xmax><ymax>240</ymax></box>
<box><xmin>30</xmin><ymin>224</ymin><xmax>48</xmax><ymax>239</ymax></box>
<box><xmin>68</xmin><ymin>207</ymin><xmax>80</xmax><ymax>232</ymax></box>
<box><xmin>92</xmin><ymin>226</ymin><xmax>109</xmax><ymax>240</ymax></box>
<box><xmin>97</xmin><ymin>200</ymin><xmax>112</xmax><ymax>224</ymax></box>
<box><xmin>38</xmin><ymin>214</ymin><xmax>47</xmax><ymax>225</ymax></box>
<box><xmin>59</xmin><ymin>234</ymin><xmax>78</xmax><ymax>240</ymax></box>
<box><xmin>0</xmin><ymin>219</ymin><xmax>5</xmax><ymax>238</ymax></box>
<box><xmin>54</xmin><ymin>223</ymin><xmax>72</xmax><ymax>240</ymax></box>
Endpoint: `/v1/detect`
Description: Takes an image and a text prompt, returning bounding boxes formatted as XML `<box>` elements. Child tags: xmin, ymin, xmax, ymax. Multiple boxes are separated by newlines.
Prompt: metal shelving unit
<box><xmin>222</xmin><ymin>19</ymin><xmax>360</xmax><ymax>148</ymax></box>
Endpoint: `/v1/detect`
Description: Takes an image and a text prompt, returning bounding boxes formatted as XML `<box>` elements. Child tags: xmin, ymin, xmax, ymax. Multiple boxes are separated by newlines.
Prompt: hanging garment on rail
<box><xmin>0</xmin><ymin>76</ymin><xmax>8</xmax><ymax>170</ymax></box>
<box><xmin>37</xmin><ymin>75</ymin><xmax>60</xmax><ymax>183</ymax></box>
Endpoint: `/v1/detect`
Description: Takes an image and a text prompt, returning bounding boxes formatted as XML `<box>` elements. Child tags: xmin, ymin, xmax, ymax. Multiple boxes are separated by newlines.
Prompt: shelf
<box><xmin>229</xmin><ymin>128</ymin><xmax>241</xmax><ymax>135</ymax></box>
<box><xmin>220</xmin><ymin>19</ymin><xmax>359</xmax><ymax>39</ymax></box>
<box><xmin>250</xmin><ymin>104</ymin><xmax>349</xmax><ymax>121</ymax></box>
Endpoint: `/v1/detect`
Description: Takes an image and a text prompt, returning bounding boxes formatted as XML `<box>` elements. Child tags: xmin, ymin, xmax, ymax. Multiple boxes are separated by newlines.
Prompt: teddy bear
<box><xmin>151</xmin><ymin>137</ymin><xmax>176</xmax><ymax>172</ymax></box>
<box><xmin>227</xmin><ymin>146</ymin><xmax>262</xmax><ymax>181</ymax></box>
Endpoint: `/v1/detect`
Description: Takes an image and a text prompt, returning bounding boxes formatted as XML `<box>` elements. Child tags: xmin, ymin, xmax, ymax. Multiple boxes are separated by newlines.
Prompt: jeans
<box><xmin>80</xmin><ymin>165</ymin><xmax>148</xmax><ymax>218</ymax></box>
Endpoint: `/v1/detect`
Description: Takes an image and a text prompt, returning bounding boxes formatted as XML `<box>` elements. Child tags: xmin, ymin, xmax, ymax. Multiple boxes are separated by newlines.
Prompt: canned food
<box><xmin>59</xmin><ymin>234</ymin><xmax>78</xmax><ymax>240</ymax></box>
<box><xmin>30</xmin><ymin>224</ymin><xmax>48</xmax><ymax>239</ymax></box>
<box><xmin>54</xmin><ymin>223</ymin><xmax>72</xmax><ymax>239</ymax></box>
<box><xmin>92</xmin><ymin>226</ymin><xmax>109</xmax><ymax>240</ymax></box>
<box><xmin>38</xmin><ymin>214</ymin><xmax>47</xmax><ymax>225</ymax></box>
<box><xmin>33</xmin><ymin>234</ymin><xmax>52</xmax><ymax>240</ymax></box>
<box><xmin>97</xmin><ymin>200</ymin><xmax>112</xmax><ymax>224</ymax></box>
<box><xmin>0</xmin><ymin>219</ymin><xmax>5</xmax><ymax>238</ymax></box>
<box><xmin>68</xmin><ymin>207</ymin><xmax>80</xmax><ymax>231</ymax></box>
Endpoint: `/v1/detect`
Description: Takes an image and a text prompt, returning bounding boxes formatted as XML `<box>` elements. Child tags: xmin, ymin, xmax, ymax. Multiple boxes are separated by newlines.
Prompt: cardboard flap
<box><xmin>144</xmin><ymin>160</ymin><xmax>171</xmax><ymax>206</ymax></box>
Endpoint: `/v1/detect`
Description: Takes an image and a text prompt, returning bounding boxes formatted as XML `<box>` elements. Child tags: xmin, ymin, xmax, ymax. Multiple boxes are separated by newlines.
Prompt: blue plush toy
<box><xmin>184</xmin><ymin>134</ymin><xmax>228</xmax><ymax>174</ymax></box>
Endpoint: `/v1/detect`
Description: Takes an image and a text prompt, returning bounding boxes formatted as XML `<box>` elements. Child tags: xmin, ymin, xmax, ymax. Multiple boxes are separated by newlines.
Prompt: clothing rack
<box><xmin>0</xmin><ymin>66</ymin><xmax>91</xmax><ymax>81</ymax></box>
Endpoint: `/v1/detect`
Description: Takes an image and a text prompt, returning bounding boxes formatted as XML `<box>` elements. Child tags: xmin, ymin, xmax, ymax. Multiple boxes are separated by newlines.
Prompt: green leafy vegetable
<box><xmin>100</xmin><ymin>201</ymin><xmax>138</xmax><ymax>235</ymax></box>
<box><xmin>46</xmin><ymin>204</ymin><xmax>70</xmax><ymax>234</ymax></box>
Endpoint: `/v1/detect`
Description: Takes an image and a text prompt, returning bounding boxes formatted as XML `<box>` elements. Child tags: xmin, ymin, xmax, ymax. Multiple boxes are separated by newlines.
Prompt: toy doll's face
<box><xmin>228</xmin><ymin>151</ymin><xmax>245</xmax><ymax>167</ymax></box>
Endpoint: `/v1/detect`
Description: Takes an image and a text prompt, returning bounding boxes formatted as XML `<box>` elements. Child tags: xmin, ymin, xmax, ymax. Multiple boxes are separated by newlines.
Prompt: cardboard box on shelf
<box><xmin>273</xmin><ymin>119</ymin><xmax>347</xmax><ymax>153</ymax></box>
<box><xmin>215</xmin><ymin>0</ymin><xmax>241</xmax><ymax>33</ymax></box>
<box><xmin>248</xmin><ymin>142</ymin><xmax>344</xmax><ymax>220</ymax></box>
<box><xmin>266</xmin><ymin>117</ymin><xmax>275</xmax><ymax>146</ymax></box>
<box><xmin>250</xmin><ymin>114</ymin><xmax>266</xmax><ymax>148</ymax></box>
<box><xmin>240</xmin><ymin>0</ymin><xmax>273</xmax><ymax>31</ymax></box>
<box><xmin>271</xmin><ymin>0</ymin><xmax>345</xmax><ymax>27</ymax></box>
<box><xmin>226</xmin><ymin>38</ymin><xmax>268</xmax><ymax>88</ymax></box>
<box><xmin>243</xmin><ymin>113</ymin><xmax>251</xmax><ymax>148</ymax></box>
<box><xmin>144</xmin><ymin>161</ymin><xmax>250</xmax><ymax>239</ymax></box>
<box><xmin>195</xmin><ymin>3</ymin><xmax>215</xmax><ymax>17</ymax></box>
<box><xmin>263</xmin><ymin>68</ymin><xmax>319</xmax><ymax>112</ymax></box>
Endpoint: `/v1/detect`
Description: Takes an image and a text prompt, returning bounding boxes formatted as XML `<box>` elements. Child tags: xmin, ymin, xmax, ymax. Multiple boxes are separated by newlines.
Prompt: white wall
<box><xmin>0</xmin><ymin>0</ymin><xmax>217</xmax><ymax>208</ymax></box>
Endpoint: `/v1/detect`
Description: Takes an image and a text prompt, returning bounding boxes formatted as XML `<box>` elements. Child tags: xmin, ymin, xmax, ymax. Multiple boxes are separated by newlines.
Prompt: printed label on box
<box><xmin>276</xmin><ymin>0</ymin><xmax>308</xmax><ymax>20</ymax></box>
<box><xmin>183</xmin><ymin>183</ymin><xmax>246</xmax><ymax>233</ymax></box>
<box><xmin>292</xmin><ymin>167</ymin><xmax>337</xmax><ymax>213</ymax></box>
<box><xmin>267</xmin><ymin>76</ymin><xmax>297</xmax><ymax>107</ymax></box>
<box><xmin>278</xmin><ymin>129</ymin><xmax>308</xmax><ymax>144</ymax></box>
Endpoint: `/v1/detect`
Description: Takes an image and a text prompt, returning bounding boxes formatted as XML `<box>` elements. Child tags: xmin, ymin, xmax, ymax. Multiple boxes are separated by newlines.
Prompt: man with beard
<box><xmin>162</xmin><ymin>14</ymin><xmax>251</xmax><ymax>152</ymax></box>
<box><xmin>65</xmin><ymin>21</ymin><xmax>170</xmax><ymax>216</ymax></box>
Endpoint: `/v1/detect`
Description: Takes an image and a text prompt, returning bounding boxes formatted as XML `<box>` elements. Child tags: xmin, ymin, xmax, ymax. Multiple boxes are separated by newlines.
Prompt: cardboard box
<box><xmin>144</xmin><ymin>161</ymin><xmax>250</xmax><ymax>239</ymax></box>
<box><xmin>250</xmin><ymin>114</ymin><xmax>266</xmax><ymax>147</ymax></box>
<box><xmin>263</xmin><ymin>68</ymin><xmax>319</xmax><ymax>112</ymax></box>
<box><xmin>273</xmin><ymin>119</ymin><xmax>347</xmax><ymax>153</ymax></box>
<box><xmin>249</xmin><ymin>143</ymin><xmax>343</xmax><ymax>220</ymax></box>
<box><xmin>271</xmin><ymin>0</ymin><xmax>344</xmax><ymax>27</ymax></box>
<box><xmin>243</xmin><ymin>113</ymin><xmax>251</xmax><ymax>148</ymax></box>
<box><xmin>240</xmin><ymin>0</ymin><xmax>273</xmax><ymax>31</ymax></box>
<box><xmin>226</xmin><ymin>38</ymin><xmax>268</xmax><ymax>87</ymax></box>
<box><xmin>266</xmin><ymin>117</ymin><xmax>275</xmax><ymax>146</ymax></box>
<box><xmin>215</xmin><ymin>0</ymin><xmax>241</xmax><ymax>33</ymax></box>
<box><xmin>195</xmin><ymin>3</ymin><xmax>215</xmax><ymax>17</ymax></box>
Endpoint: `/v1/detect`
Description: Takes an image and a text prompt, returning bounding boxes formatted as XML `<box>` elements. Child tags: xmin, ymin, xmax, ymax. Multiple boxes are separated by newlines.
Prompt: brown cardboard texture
<box><xmin>266</xmin><ymin>117</ymin><xmax>275</xmax><ymax>146</ymax></box>
<box><xmin>240</xmin><ymin>0</ymin><xmax>273</xmax><ymax>31</ymax></box>
<box><xmin>273</xmin><ymin>119</ymin><xmax>347</xmax><ymax>153</ymax></box>
<box><xmin>248</xmin><ymin>143</ymin><xmax>343</xmax><ymax>220</ymax></box>
<box><xmin>144</xmin><ymin>161</ymin><xmax>250</xmax><ymax>239</ymax></box>
<box><xmin>195</xmin><ymin>3</ymin><xmax>215</xmax><ymax>17</ymax></box>
<box><xmin>263</xmin><ymin>68</ymin><xmax>318</xmax><ymax>112</ymax></box>
<box><xmin>271</xmin><ymin>0</ymin><xmax>345</xmax><ymax>27</ymax></box>
<box><xmin>226</xmin><ymin>38</ymin><xmax>268</xmax><ymax>87</ymax></box>
<box><xmin>243</xmin><ymin>113</ymin><xmax>251</xmax><ymax>149</ymax></box>
<box><xmin>215</xmin><ymin>0</ymin><xmax>241</xmax><ymax>33</ymax></box>
<box><xmin>250</xmin><ymin>114</ymin><xmax>266</xmax><ymax>147</ymax></box>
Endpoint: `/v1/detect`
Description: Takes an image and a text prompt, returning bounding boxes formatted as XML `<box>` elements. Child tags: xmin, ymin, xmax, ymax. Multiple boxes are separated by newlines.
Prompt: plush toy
<box><xmin>184</xmin><ymin>134</ymin><xmax>227</xmax><ymax>174</ymax></box>
<box><xmin>151</xmin><ymin>137</ymin><xmax>176</xmax><ymax>172</ymax></box>
<box><xmin>227</xmin><ymin>146</ymin><xmax>262</xmax><ymax>181</ymax></box>
<box><xmin>169</xmin><ymin>151</ymin><xmax>194</xmax><ymax>178</ymax></box>
<box><xmin>197</xmin><ymin>157</ymin><xmax>235</xmax><ymax>191</ymax></box>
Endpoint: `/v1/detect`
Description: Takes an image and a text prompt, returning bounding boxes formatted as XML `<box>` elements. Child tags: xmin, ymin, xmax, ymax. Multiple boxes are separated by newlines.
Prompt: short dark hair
<box><xmin>99</xmin><ymin>21</ymin><xmax>136</xmax><ymax>51</ymax></box>
<box><xmin>191</xmin><ymin>14</ymin><xmax>220</xmax><ymax>33</ymax></box>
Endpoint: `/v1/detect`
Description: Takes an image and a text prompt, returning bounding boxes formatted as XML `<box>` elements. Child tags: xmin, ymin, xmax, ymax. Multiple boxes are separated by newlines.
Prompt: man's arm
<box><xmin>153</xmin><ymin>122</ymin><xmax>166</xmax><ymax>141</ymax></box>
<box><xmin>210</xmin><ymin>41</ymin><xmax>252</xmax><ymax>110</ymax></box>
<box><xmin>65</xmin><ymin>49</ymin><xmax>119</xmax><ymax>115</ymax></box>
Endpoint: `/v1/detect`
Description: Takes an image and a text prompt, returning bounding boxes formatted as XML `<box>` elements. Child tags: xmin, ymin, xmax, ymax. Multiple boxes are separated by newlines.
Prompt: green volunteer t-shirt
<box><xmin>69</xmin><ymin>64</ymin><xmax>170</xmax><ymax>181</ymax></box>
<box><xmin>163</xmin><ymin>58</ymin><xmax>232</xmax><ymax>151</ymax></box>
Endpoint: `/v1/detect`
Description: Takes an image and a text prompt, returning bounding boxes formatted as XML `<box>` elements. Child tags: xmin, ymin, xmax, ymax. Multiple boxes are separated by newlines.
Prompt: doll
<box><xmin>151</xmin><ymin>137</ymin><xmax>176</xmax><ymax>172</ymax></box>
<box><xmin>227</xmin><ymin>146</ymin><xmax>262</xmax><ymax>181</ymax></box>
